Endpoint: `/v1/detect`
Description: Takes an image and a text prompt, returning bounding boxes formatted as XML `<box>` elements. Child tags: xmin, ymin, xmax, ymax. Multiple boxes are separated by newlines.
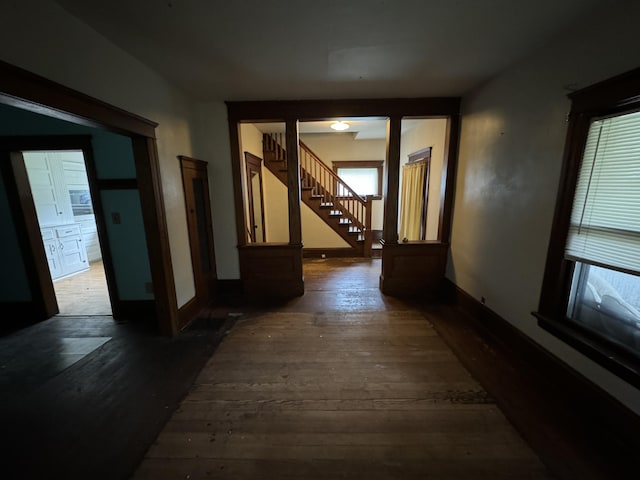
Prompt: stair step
<box><xmin>348</xmin><ymin>226</ymin><xmax>362</xmax><ymax>234</ymax></box>
<box><xmin>338</xmin><ymin>219</ymin><xmax>352</xmax><ymax>225</ymax></box>
<box><xmin>329</xmin><ymin>211</ymin><xmax>343</xmax><ymax>216</ymax></box>
<box><xmin>320</xmin><ymin>202</ymin><xmax>334</xmax><ymax>208</ymax></box>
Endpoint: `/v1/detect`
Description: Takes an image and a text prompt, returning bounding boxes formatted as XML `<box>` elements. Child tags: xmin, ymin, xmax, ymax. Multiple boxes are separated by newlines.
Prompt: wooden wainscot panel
<box><xmin>239</xmin><ymin>244</ymin><xmax>304</xmax><ymax>299</ymax></box>
<box><xmin>380</xmin><ymin>242</ymin><xmax>448</xmax><ymax>297</ymax></box>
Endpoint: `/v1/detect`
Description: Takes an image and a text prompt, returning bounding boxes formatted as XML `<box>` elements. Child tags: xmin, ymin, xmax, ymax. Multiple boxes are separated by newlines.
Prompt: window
<box><xmin>537</xmin><ymin>68</ymin><xmax>640</xmax><ymax>386</ymax></box>
<box><xmin>332</xmin><ymin>161</ymin><xmax>383</xmax><ymax>199</ymax></box>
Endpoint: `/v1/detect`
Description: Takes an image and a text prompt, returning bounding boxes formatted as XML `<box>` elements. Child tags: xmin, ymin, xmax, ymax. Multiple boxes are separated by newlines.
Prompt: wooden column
<box><xmin>382</xmin><ymin>116</ymin><xmax>401</xmax><ymax>245</ymax></box>
<box><xmin>285</xmin><ymin>119</ymin><xmax>302</xmax><ymax>246</ymax></box>
<box><xmin>132</xmin><ymin>136</ymin><xmax>179</xmax><ymax>335</ymax></box>
<box><xmin>228</xmin><ymin>120</ymin><xmax>248</xmax><ymax>247</ymax></box>
<box><xmin>438</xmin><ymin>115</ymin><xmax>460</xmax><ymax>244</ymax></box>
<box><xmin>364</xmin><ymin>196</ymin><xmax>373</xmax><ymax>257</ymax></box>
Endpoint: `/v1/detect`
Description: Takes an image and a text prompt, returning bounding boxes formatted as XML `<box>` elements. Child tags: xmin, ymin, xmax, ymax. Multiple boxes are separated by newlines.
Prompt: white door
<box><xmin>23</xmin><ymin>152</ymin><xmax>65</xmax><ymax>225</ymax></box>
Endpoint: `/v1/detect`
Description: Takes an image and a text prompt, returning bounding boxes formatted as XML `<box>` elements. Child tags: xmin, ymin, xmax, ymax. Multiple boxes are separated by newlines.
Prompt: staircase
<box><xmin>263</xmin><ymin>133</ymin><xmax>373</xmax><ymax>256</ymax></box>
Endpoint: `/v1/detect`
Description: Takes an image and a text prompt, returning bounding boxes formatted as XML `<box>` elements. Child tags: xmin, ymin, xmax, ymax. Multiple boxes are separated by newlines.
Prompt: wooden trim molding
<box><xmin>226</xmin><ymin>97</ymin><xmax>461</xmax><ymax>122</ymax></box>
<box><xmin>226</xmin><ymin>98</ymin><xmax>461</xmax><ymax>301</ymax></box>
<box><xmin>536</xmin><ymin>66</ymin><xmax>640</xmax><ymax>382</ymax></box>
<box><xmin>132</xmin><ymin>137</ymin><xmax>178</xmax><ymax>335</ymax></box>
<box><xmin>0</xmin><ymin>60</ymin><xmax>158</xmax><ymax>138</ymax></box>
<box><xmin>382</xmin><ymin>116</ymin><xmax>402</xmax><ymax>245</ymax></box>
<box><xmin>177</xmin><ymin>296</ymin><xmax>205</xmax><ymax>330</ymax></box>
<box><xmin>443</xmin><ymin>278</ymin><xmax>640</xmax><ymax>473</ymax></box>
<box><xmin>0</xmin><ymin>154</ymin><xmax>57</xmax><ymax>319</ymax></box>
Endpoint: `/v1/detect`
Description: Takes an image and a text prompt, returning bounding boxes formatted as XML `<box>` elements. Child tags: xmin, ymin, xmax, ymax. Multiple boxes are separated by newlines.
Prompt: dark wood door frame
<box><xmin>244</xmin><ymin>152</ymin><xmax>266</xmax><ymax>242</ymax></box>
<box><xmin>226</xmin><ymin>100</ymin><xmax>461</xmax><ymax>299</ymax></box>
<box><xmin>407</xmin><ymin>147</ymin><xmax>432</xmax><ymax>240</ymax></box>
<box><xmin>0</xmin><ymin>135</ymin><xmax>121</xmax><ymax>320</ymax></box>
<box><xmin>0</xmin><ymin>60</ymin><xmax>179</xmax><ymax>335</ymax></box>
<box><xmin>178</xmin><ymin>156</ymin><xmax>217</xmax><ymax>328</ymax></box>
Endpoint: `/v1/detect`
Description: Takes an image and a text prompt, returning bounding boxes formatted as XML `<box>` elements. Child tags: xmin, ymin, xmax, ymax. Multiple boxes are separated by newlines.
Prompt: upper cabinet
<box><xmin>23</xmin><ymin>151</ymin><xmax>73</xmax><ymax>226</ymax></box>
<box><xmin>24</xmin><ymin>151</ymin><xmax>102</xmax><ymax>264</ymax></box>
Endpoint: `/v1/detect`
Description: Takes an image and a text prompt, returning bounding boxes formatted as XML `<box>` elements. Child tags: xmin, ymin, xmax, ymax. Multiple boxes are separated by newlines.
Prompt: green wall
<box><xmin>0</xmin><ymin>103</ymin><xmax>153</xmax><ymax>303</ymax></box>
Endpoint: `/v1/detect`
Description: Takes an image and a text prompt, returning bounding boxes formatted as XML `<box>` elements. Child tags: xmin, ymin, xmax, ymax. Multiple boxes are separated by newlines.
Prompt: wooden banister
<box><xmin>299</xmin><ymin>141</ymin><xmax>366</xmax><ymax>203</ymax></box>
<box><xmin>263</xmin><ymin>133</ymin><xmax>373</xmax><ymax>253</ymax></box>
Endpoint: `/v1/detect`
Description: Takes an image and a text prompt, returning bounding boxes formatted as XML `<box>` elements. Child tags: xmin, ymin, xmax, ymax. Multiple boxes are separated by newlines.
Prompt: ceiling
<box><xmin>54</xmin><ymin>0</ymin><xmax>603</xmax><ymax>102</ymax></box>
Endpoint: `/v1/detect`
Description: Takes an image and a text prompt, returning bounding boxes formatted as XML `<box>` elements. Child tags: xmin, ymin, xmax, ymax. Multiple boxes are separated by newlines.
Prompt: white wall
<box><xmin>450</xmin><ymin>1</ymin><xmax>640</xmax><ymax>414</ymax></box>
<box><xmin>399</xmin><ymin>119</ymin><xmax>447</xmax><ymax>240</ymax></box>
<box><xmin>238</xmin><ymin>125</ymin><xmax>348</xmax><ymax>247</ymax></box>
<box><xmin>0</xmin><ymin>0</ymin><xmax>199</xmax><ymax>308</ymax></box>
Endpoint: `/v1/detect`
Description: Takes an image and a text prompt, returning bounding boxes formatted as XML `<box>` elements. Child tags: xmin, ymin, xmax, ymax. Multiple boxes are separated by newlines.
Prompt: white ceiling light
<box><xmin>330</xmin><ymin>121</ymin><xmax>349</xmax><ymax>131</ymax></box>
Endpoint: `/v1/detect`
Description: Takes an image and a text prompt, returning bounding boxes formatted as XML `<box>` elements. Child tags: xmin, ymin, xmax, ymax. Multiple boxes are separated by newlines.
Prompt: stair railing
<box><xmin>264</xmin><ymin>133</ymin><xmax>373</xmax><ymax>255</ymax></box>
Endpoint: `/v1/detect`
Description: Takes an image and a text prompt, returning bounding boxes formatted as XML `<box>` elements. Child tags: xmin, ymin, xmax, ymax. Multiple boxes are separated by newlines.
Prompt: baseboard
<box><xmin>216</xmin><ymin>279</ymin><xmax>243</xmax><ymax>295</ymax></box>
<box><xmin>114</xmin><ymin>300</ymin><xmax>156</xmax><ymax>321</ymax></box>
<box><xmin>303</xmin><ymin>248</ymin><xmax>361</xmax><ymax>258</ymax></box>
<box><xmin>442</xmin><ymin>278</ymin><xmax>640</xmax><ymax>453</ymax></box>
<box><xmin>177</xmin><ymin>296</ymin><xmax>205</xmax><ymax>330</ymax></box>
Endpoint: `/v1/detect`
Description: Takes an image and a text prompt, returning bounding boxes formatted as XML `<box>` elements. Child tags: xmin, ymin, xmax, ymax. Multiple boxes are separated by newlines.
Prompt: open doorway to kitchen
<box><xmin>22</xmin><ymin>149</ymin><xmax>111</xmax><ymax>315</ymax></box>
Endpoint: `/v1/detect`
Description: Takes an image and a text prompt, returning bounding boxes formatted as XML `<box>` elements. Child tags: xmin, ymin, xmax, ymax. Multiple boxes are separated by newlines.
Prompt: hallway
<box><xmin>1</xmin><ymin>258</ymin><xmax>628</xmax><ymax>479</ymax></box>
<box><xmin>133</xmin><ymin>258</ymin><xmax>550</xmax><ymax>479</ymax></box>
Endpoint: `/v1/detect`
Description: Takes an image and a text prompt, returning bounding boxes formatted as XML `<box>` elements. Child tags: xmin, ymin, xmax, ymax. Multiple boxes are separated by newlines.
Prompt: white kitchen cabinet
<box><xmin>24</xmin><ymin>151</ymin><xmax>101</xmax><ymax>276</ymax></box>
<box><xmin>41</xmin><ymin>223</ymin><xmax>89</xmax><ymax>280</ymax></box>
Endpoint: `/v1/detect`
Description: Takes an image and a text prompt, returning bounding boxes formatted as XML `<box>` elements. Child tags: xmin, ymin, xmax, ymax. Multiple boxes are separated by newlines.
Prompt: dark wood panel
<box><xmin>238</xmin><ymin>244</ymin><xmax>304</xmax><ymax>299</ymax></box>
<box><xmin>0</xmin><ymin>60</ymin><xmax>157</xmax><ymax>138</ymax></box>
<box><xmin>379</xmin><ymin>242</ymin><xmax>448</xmax><ymax>297</ymax></box>
<box><xmin>226</xmin><ymin>97</ymin><xmax>461</xmax><ymax>122</ymax></box>
<box><xmin>437</xmin><ymin>279</ymin><xmax>640</xmax><ymax>480</ymax></box>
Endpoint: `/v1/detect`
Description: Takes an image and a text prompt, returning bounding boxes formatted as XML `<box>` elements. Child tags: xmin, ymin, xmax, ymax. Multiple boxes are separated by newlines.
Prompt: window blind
<box><xmin>565</xmin><ymin>110</ymin><xmax>640</xmax><ymax>275</ymax></box>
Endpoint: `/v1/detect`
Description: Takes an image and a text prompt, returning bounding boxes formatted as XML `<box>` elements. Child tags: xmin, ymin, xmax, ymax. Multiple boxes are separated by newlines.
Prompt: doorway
<box><xmin>179</xmin><ymin>156</ymin><xmax>217</xmax><ymax>327</ymax></box>
<box><xmin>245</xmin><ymin>152</ymin><xmax>265</xmax><ymax>243</ymax></box>
<box><xmin>22</xmin><ymin>149</ymin><xmax>111</xmax><ymax>315</ymax></box>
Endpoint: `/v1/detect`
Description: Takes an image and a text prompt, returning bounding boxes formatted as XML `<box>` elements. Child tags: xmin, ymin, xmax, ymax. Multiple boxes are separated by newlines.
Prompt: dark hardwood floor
<box><xmin>0</xmin><ymin>313</ymin><xmax>236</xmax><ymax>480</ymax></box>
<box><xmin>1</xmin><ymin>258</ymin><xmax>635</xmax><ymax>479</ymax></box>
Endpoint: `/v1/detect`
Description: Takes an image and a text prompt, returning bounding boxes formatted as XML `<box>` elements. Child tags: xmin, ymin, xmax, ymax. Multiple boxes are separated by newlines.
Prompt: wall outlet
<box><xmin>145</xmin><ymin>282</ymin><xmax>153</xmax><ymax>294</ymax></box>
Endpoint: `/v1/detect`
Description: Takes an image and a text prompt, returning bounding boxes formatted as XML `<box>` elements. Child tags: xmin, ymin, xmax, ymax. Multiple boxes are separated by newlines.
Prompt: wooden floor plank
<box><xmin>133</xmin><ymin>285</ymin><xmax>553</xmax><ymax>480</ymax></box>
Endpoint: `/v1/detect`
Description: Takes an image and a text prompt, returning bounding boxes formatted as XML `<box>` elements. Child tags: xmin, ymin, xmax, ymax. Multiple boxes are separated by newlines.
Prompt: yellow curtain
<box><xmin>399</xmin><ymin>162</ymin><xmax>427</xmax><ymax>241</ymax></box>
